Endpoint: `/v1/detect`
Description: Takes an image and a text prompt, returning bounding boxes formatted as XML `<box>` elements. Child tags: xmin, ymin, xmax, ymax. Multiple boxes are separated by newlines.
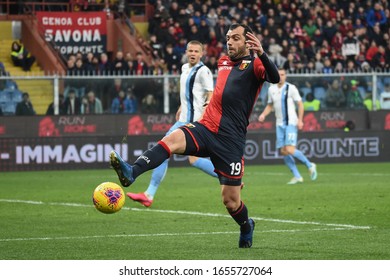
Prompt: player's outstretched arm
<box><xmin>246</xmin><ymin>32</ymin><xmax>280</xmax><ymax>84</ymax></box>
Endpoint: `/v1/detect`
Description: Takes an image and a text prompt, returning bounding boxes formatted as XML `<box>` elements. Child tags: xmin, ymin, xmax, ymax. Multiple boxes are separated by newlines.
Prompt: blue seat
<box><xmin>357</xmin><ymin>86</ymin><xmax>366</xmax><ymax>99</ymax></box>
<box><xmin>0</xmin><ymin>90</ymin><xmax>11</xmax><ymax>102</ymax></box>
<box><xmin>314</xmin><ymin>87</ymin><xmax>326</xmax><ymax>101</ymax></box>
<box><xmin>3</xmin><ymin>101</ymin><xmax>16</xmax><ymax>114</ymax></box>
<box><xmin>299</xmin><ymin>87</ymin><xmax>312</xmax><ymax>99</ymax></box>
<box><xmin>10</xmin><ymin>89</ymin><xmax>23</xmax><ymax>102</ymax></box>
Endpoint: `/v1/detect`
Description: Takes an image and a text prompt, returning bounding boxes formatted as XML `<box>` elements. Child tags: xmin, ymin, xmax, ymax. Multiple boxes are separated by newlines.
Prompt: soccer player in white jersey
<box><xmin>127</xmin><ymin>40</ymin><xmax>217</xmax><ymax>206</ymax></box>
<box><xmin>258</xmin><ymin>68</ymin><xmax>317</xmax><ymax>184</ymax></box>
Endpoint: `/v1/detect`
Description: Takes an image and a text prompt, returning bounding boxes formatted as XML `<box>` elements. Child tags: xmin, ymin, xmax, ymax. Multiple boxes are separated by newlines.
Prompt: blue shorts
<box><xmin>276</xmin><ymin>125</ymin><xmax>298</xmax><ymax>149</ymax></box>
<box><xmin>179</xmin><ymin>122</ymin><xmax>245</xmax><ymax>186</ymax></box>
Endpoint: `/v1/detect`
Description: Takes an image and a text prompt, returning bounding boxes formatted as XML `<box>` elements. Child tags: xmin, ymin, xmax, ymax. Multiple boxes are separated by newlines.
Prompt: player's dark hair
<box><xmin>229</xmin><ymin>23</ymin><xmax>254</xmax><ymax>40</ymax></box>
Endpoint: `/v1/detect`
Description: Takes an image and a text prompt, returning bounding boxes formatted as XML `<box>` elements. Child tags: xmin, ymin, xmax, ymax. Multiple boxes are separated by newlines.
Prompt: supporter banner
<box><xmin>36</xmin><ymin>12</ymin><xmax>107</xmax><ymax>55</ymax></box>
<box><xmin>0</xmin><ymin>131</ymin><xmax>389</xmax><ymax>172</ymax></box>
<box><xmin>0</xmin><ymin>110</ymin><xmax>371</xmax><ymax>138</ymax></box>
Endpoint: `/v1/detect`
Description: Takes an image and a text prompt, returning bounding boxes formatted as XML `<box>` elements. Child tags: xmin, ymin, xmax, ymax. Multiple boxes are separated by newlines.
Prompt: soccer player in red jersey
<box><xmin>110</xmin><ymin>24</ymin><xmax>280</xmax><ymax>248</ymax></box>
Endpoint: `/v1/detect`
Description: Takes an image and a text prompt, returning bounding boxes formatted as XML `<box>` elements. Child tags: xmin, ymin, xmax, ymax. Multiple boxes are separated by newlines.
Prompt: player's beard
<box><xmin>228</xmin><ymin>44</ymin><xmax>248</xmax><ymax>61</ymax></box>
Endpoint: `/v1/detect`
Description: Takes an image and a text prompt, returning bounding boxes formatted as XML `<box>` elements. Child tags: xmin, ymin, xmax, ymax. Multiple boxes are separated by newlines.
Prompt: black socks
<box><xmin>132</xmin><ymin>142</ymin><xmax>171</xmax><ymax>179</ymax></box>
<box><xmin>229</xmin><ymin>201</ymin><xmax>251</xmax><ymax>234</ymax></box>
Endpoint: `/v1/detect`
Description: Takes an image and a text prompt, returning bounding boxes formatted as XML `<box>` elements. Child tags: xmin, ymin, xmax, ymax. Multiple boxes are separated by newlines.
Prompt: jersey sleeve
<box><xmin>253</xmin><ymin>58</ymin><xmax>266</xmax><ymax>81</ymax></box>
<box><xmin>267</xmin><ymin>86</ymin><xmax>274</xmax><ymax>104</ymax></box>
<box><xmin>199</xmin><ymin>66</ymin><xmax>214</xmax><ymax>92</ymax></box>
<box><xmin>290</xmin><ymin>84</ymin><xmax>302</xmax><ymax>102</ymax></box>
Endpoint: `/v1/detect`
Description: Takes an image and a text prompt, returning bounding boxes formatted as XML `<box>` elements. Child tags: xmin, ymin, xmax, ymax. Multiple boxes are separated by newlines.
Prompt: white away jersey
<box><xmin>267</xmin><ymin>82</ymin><xmax>302</xmax><ymax>126</ymax></box>
<box><xmin>179</xmin><ymin>62</ymin><xmax>214</xmax><ymax>122</ymax></box>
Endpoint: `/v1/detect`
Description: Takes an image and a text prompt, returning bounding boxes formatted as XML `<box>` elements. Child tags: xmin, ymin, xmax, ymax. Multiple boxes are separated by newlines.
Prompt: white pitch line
<box><xmin>0</xmin><ymin>227</ymin><xmax>362</xmax><ymax>243</ymax></box>
<box><xmin>247</xmin><ymin>171</ymin><xmax>390</xmax><ymax>177</ymax></box>
<box><xmin>0</xmin><ymin>199</ymin><xmax>370</xmax><ymax>230</ymax></box>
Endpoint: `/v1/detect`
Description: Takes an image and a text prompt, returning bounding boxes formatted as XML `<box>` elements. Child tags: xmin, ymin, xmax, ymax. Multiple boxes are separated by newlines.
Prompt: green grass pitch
<box><xmin>0</xmin><ymin>162</ymin><xmax>389</xmax><ymax>260</ymax></box>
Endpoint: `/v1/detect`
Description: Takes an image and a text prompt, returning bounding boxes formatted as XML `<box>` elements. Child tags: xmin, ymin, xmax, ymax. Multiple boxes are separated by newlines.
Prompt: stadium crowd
<box><xmin>61</xmin><ymin>0</ymin><xmax>390</xmax><ymax>113</ymax></box>
<box><xmin>2</xmin><ymin>0</ymin><xmax>390</xmax><ymax>115</ymax></box>
<box><xmin>62</xmin><ymin>0</ymin><xmax>390</xmax><ymax>76</ymax></box>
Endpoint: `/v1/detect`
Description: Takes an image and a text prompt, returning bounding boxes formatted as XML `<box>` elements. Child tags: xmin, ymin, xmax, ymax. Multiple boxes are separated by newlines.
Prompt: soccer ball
<box><xmin>93</xmin><ymin>182</ymin><xmax>125</xmax><ymax>214</ymax></box>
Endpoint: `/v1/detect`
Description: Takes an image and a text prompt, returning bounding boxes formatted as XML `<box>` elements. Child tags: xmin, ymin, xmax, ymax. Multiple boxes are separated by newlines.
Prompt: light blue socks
<box><xmin>284</xmin><ymin>155</ymin><xmax>301</xmax><ymax>178</ymax></box>
<box><xmin>191</xmin><ymin>158</ymin><xmax>218</xmax><ymax>177</ymax></box>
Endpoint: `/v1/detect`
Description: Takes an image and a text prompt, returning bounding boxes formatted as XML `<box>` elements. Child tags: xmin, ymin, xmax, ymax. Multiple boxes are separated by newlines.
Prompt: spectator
<box><xmin>198</xmin><ymin>19</ymin><xmax>211</xmax><ymax>43</ymax></box>
<box><xmin>147</xmin><ymin>34</ymin><xmax>164</xmax><ymax>59</ymax></box>
<box><xmin>214</xmin><ymin>16</ymin><xmax>228</xmax><ymax>42</ymax></box>
<box><xmin>364</xmin><ymin>93</ymin><xmax>381</xmax><ymax>111</ymax></box>
<box><xmin>10</xmin><ymin>41</ymin><xmax>35</xmax><ymax>71</ymax></box>
<box><xmin>111</xmin><ymin>90</ymin><xmax>132</xmax><ymax>114</ymax></box>
<box><xmin>341</xmin><ymin>30</ymin><xmax>360</xmax><ymax>62</ymax></box>
<box><xmin>268</xmin><ymin>38</ymin><xmax>286</xmax><ymax>67</ymax></box>
<box><xmin>46</xmin><ymin>94</ymin><xmax>66</xmax><ymax>115</ymax></box>
<box><xmin>126</xmin><ymin>87</ymin><xmax>138</xmax><ymax>113</ymax></box>
<box><xmin>132</xmin><ymin>52</ymin><xmax>149</xmax><ymax>75</ymax></box>
<box><xmin>325</xmin><ymin>79</ymin><xmax>346</xmax><ymax>108</ymax></box>
<box><xmin>346</xmin><ymin>80</ymin><xmax>365</xmax><ymax>109</ymax></box>
<box><xmin>303</xmin><ymin>18</ymin><xmax>317</xmax><ymax>38</ymax></box>
<box><xmin>283</xmin><ymin>53</ymin><xmax>296</xmax><ymax>73</ymax></box>
<box><xmin>187</xmin><ymin>24</ymin><xmax>202</xmax><ymax>42</ymax></box>
<box><xmin>169</xmin><ymin>1</ymin><xmax>180</xmax><ymax>22</ymax></box>
<box><xmin>163</xmin><ymin>44</ymin><xmax>180</xmax><ymax>73</ymax></box>
<box><xmin>15</xmin><ymin>92</ymin><xmax>35</xmax><ymax>115</ymax></box>
<box><xmin>83</xmin><ymin>52</ymin><xmax>97</xmax><ymax>75</ymax></box>
<box><xmin>323</xmin><ymin>20</ymin><xmax>337</xmax><ymax>43</ymax></box>
<box><xmin>141</xmin><ymin>93</ymin><xmax>159</xmax><ymax>114</ymax></box>
<box><xmin>361</xmin><ymin>61</ymin><xmax>372</xmax><ymax>72</ymax></box>
<box><xmin>81</xmin><ymin>91</ymin><xmax>103</xmax><ymax>114</ymax></box>
<box><xmin>173</xmin><ymin>37</ymin><xmax>188</xmax><ymax>58</ymax></box>
<box><xmin>107</xmin><ymin>78</ymin><xmax>126</xmax><ymax>109</ymax></box>
<box><xmin>314</xmin><ymin>53</ymin><xmax>324</xmax><ymax>73</ymax></box>
<box><xmin>303</xmin><ymin>93</ymin><xmax>321</xmax><ymax>111</ymax></box>
<box><xmin>113</xmin><ymin>51</ymin><xmax>127</xmax><ymax>75</ymax></box>
<box><xmin>64</xmin><ymin>89</ymin><xmax>81</xmax><ymax>115</ymax></box>
<box><xmin>345</xmin><ymin>60</ymin><xmax>358</xmax><ymax>73</ymax></box>
<box><xmin>366</xmin><ymin>2</ymin><xmax>387</xmax><ymax>29</ymax></box>
<box><xmin>205</xmin><ymin>55</ymin><xmax>218</xmax><ymax>74</ymax></box>
<box><xmin>380</xmin><ymin>83</ymin><xmax>390</xmax><ymax>109</ymax></box>
<box><xmin>150</xmin><ymin>58</ymin><xmax>168</xmax><ymax>75</ymax></box>
<box><xmin>331</xmin><ymin>31</ymin><xmax>343</xmax><ymax>52</ymax></box>
<box><xmin>371</xmin><ymin>45</ymin><xmax>387</xmax><ymax>70</ymax></box>
<box><xmin>98</xmin><ymin>53</ymin><xmax>113</xmax><ymax>75</ymax></box>
<box><xmin>206</xmin><ymin>8</ymin><xmax>218</xmax><ymax>28</ymax></box>
<box><xmin>369</xmin><ymin>24</ymin><xmax>386</xmax><ymax>46</ymax></box>
<box><xmin>339</xmin><ymin>19</ymin><xmax>353</xmax><ymax>37</ymax></box>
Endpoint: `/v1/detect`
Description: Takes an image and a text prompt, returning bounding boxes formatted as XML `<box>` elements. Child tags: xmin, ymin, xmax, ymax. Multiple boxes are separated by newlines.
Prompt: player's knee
<box><xmin>223</xmin><ymin>198</ymin><xmax>240</xmax><ymax>212</ymax></box>
<box><xmin>161</xmin><ymin>130</ymin><xmax>185</xmax><ymax>153</ymax></box>
<box><xmin>221</xmin><ymin>186</ymin><xmax>241</xmax><ymax>211</ymax></box>
<box><xmin>284</xmin><ymin>146</ymin><xmax>295</xmax><ymax>155</ymax></box>
<box><xmin>188</xmin><ymin>156</ymin><xmax>197</xmax><ymax>165</ymax></box>
<box><xmin>280</xmin><ymin>148</ymin><xmax>288</xmax><ymax>156</ymax></box>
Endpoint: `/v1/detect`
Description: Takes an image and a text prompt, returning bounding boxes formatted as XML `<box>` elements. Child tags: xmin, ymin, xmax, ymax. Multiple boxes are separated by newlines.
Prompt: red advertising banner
<box><xmin>0</xmin><ymin>111</ymin><xmax>377</xmax><ymax>139</ymax></box>
<box><xmin>36</xmin><ymin>12</ymin><xmax>107</xmax><ymax>55</ymax></box>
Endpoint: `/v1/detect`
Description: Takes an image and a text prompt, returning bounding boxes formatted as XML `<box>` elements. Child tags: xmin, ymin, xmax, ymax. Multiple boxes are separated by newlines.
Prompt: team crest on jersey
<box><xmin>239</xmin><ymin>60</ymin><xmax>251</xmax><ymax>70</ymax></box>
<box><xmin>185</xmin><ymin>123</ymin><xmax>196</xmax><ymax>128</ymax></box>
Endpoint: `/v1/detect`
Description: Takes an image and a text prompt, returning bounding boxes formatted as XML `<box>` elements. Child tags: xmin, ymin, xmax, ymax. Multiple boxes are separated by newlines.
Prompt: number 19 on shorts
<box><xmin>229</xmin><ymin>162</ymin><xmax>242</xmax><ymax>176</ymax></box>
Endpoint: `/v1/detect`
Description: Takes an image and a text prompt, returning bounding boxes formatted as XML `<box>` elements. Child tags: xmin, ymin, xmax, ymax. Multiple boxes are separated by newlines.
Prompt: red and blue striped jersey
<box><xmin>200</xmin><ymin>55</ymin><xmax>267</xmax><ymax>139</ymax></box>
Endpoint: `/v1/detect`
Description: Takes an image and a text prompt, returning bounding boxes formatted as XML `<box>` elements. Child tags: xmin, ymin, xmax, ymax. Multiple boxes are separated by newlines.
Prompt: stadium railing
<box><xmin>0</xmin><ymin>72</ymin><xmax>389</xmax><ymax>115</ymax></box>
